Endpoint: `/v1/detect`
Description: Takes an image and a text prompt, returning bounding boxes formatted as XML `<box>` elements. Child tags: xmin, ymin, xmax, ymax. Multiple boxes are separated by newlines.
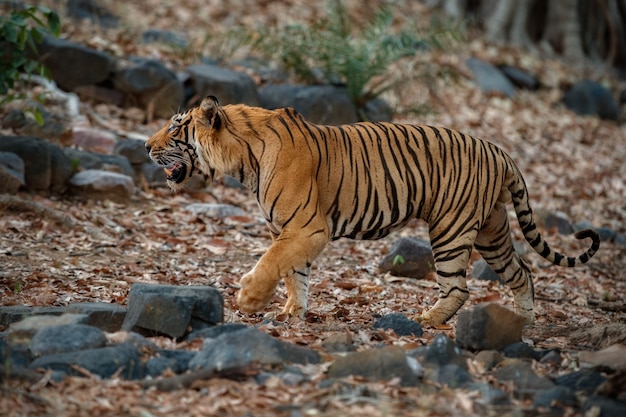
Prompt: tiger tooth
<box><xmin>164</xmin><ymin>167</ymin><xmax>172</xmax><ymax>176</ymax></box>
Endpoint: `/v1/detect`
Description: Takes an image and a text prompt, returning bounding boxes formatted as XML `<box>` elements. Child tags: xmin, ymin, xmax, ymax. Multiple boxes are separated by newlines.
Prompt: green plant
<box><xmin>392</xmin><ymin>254</ymin><xmax>405</xmax><ymax>266</ymax></box>
<box><xmin>245</xmin><ymin>0</ymin><xmax>461</xmax><ymax>108</ymax></box>
<box><xmin>0</xmin><ymin>5</ymin><xmax>60</xmax><ymax>123</ymax></box>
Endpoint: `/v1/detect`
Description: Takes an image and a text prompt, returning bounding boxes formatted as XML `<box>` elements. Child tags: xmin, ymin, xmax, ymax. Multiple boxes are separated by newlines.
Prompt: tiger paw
<box><xmin>236</xmin><ymin>273</ymin><xmax>276</xmax><ymax>314</ymax></box>
<box><xmin>281</xmin><ymin>299</ymin><xmax>307</xmax><ymax>319</ymax></box>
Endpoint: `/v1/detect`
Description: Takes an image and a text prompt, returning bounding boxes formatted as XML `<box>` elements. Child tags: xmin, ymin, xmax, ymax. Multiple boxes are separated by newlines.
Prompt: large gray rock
<box><xmin>456</xmin><ymin>303</ymin><xmax>525</xmax><ymax>351</ymax></box>
<box><xmin>113</xmin><ymin>59</ymin><xmax>184</xmax><ymax>119</ymax></box>
<box><xmin>187</xmin><ymin>64</ymin><xmax>260</xmax><ymax>106</ymax></box>
<box><xmin>466</xmin><ymin>58</ymin><xmax>515</xmax><ymax>98</ymax></box>
<box><xmin>373</xmin><ymin>313</ymin><xmax>423</xmax><ymax>337</ymax></box>
<box><xmin>113</xmin><ymin>138</ymin><xmax>150</xmax><ymax>165</ymax></box>
<box><xmin>0</xmin><ymin>136</ymin><xmax>73</xmax><ymax>192</ymax></box>
<box><xmin>65</xmin><ymin>302</ymin><xmax>127</xmax><ymax>332</ymax></box>
<box><xmin>328</xmin><ymin>346</ymin><xmax>422</xmax><ymax>386</ymax></box>
<box><xmin>189</xmin><ymin>327</ymin><xmax>320</xmax><ymax>371</ymax></box>
<box><xmin>122</xmin><ymin>284</ymin><xmax>224</xmax><ymax>339</ymax></box>
<box><xmin>495</xmin><ymin>360</ymin><xmax>555</xmax><ymax>399</ymax></box>
<box><xmin>259</xmin><ymin>84</ymin><xmax>358</xmax><ymax>125</ymax></box>
<box><xmin>562</xmin><ymin>79</ymin><xmax>620</xmax><ymax>121</ymax></box>
<box><xmin>30</xmin><ymin>324</ymin><xmax>107</xmax><ymax>357</ymax></box>
<box><xmin>69</xmin><ymin>169</ymin><xmax>135</xmax><ymax>202</ymax></box>
<box><xmin>66</xmin><ymin>0</ymin><xmax>119</xmax><ymax>28</ymax></box>
<box><xmin>378</xmin><ymin>237</ymin><xmax>435</xmax><ymax>279</ymax></box>
<box><xmin>0</xmin><ymin>151</ymin><xmax>25</xmax><ymax>193</ymax></box>
<box><xmin>64</xmin><ymin>148</ymin><xmax>134</xmax><ymax>177</ymax></box>
<box><xmin>36</xmin><ymin>36</ymin><xmax>114</xmax><ymax>91</ymax></box>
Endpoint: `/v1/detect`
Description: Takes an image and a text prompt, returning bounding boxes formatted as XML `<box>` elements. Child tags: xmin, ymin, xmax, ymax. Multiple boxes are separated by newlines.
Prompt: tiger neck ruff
<box><xmin>146</xmin><ymin>96</ymin><xmax>600</xmax><ymax>327</ymax></box>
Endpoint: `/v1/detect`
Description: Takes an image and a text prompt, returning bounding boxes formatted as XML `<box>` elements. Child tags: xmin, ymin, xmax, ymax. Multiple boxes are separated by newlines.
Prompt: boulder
<box><xmin>66</xmin><ymin>0</ymin><xmax>119</xmax><ymax>28</ymax></box>
<box><xmin>114</xmin><ymin>138</ymin><xmax>150</xmax><ymax>165</ymax></box>
<box><xmin>68</xmin><ymin>169</ymin><xmax>135</xmax><ymax>202</ymax></box>
<box><xmin>498</xmin><ymin>65</ymin><xmax>539</xmax><ymax>90</ymax></box>
<box><xmin>562</xmin><ymin>79</ymin><xmax>620</xmax><ymax>121</ymax></box>
<box><xmin>456</xmin><ymin>303</ymin><xmax>525</xmax><ymax>351</ymax></box>
<box><xmin>30</xmin><ymin>324</ymin><xmax>107</xmax><ymax>357</ymax></box>
<box><xmin>185</xmin><ymin>203</ymin><xmax>246</xmax><ymax>218</ymax></box>
<box><xmin>187</xmin><ymin>63</ymin><xmax>260</xmax><ymax>106</ymax></box>
<box><xmin>113</xmin><ymin>59</ymin><xmax>184</xmax><ymax>119</ymax></box>
<box><xmin>466</xmin><ymin>58</ymin><xmax>516</xmax><ymax>97</ymax></box>
<box><xmin>64</xmin><ymin>148</ymin><xmax>134</xmax><ymax>177</ymax></box>
<box><xmin>373</xmin><ymin>313</ymin><xmax>423</xmax><ymax>337</ymax></box>
<box><xmin>259</xmin><ymin>84</ymin><xmax>359</xmax><ymax>125</ymax></box>
<box><xmin>0</xmin><ymin>151</ymin><xmax>25</xmax><ymax>193</ymax></box>
<box><xmin>36</xmin><ymin>36</ymin><xmax>114</xmax><ymax>91</ymax></box>
<box><xmin>71</xmin><ymin>126</ymin><xmax>118</xmax><ymax>154</ymax></box>
<box><xmin>65</xmin><ymin>302</ymin><xmax>127</xmax><ymax>332</ymax></box>
<box><xmin>378</xmin><ymin>237</ymin><xmax>435</xmax><ymax>279</ymax></box>
<box><xmin>495</xmin><ymin>360</ymin><xmax>555</xmax><ymax>399</ymax></box>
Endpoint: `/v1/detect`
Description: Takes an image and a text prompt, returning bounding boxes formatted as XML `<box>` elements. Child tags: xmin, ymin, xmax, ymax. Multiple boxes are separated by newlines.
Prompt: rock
<box><xmin>65</xmin><ymin>302</ymin><xmax>127</xmax><ymax>332</ymax></box>
<box><xmin>187</xmin><ymin>63</ymin><xmax>260</xmax><ymax>106</ymax></box>
<box><xmin>259</xmin><ymin>84</ymin><xmax>359</xmax><ymax>125</ymax></box>
<box><xmin>187</xmin><ymin>323</ymin><xmax>248</xmax><ymax>341</ymax></box>
<box><xmin>113</xmin><ymin>138</ymin><xmax>150</xmax><ymax>165</ymax></box>
<box><xmin>473</xmin><ymin>350</ymin><xmax>504</xmax><ymax>371</ymax></box>
<box><xmin>71</xmin><ymin>127</ymin><xmax>118</xmax><ymax>154</ymax></box>
<box><xmin>533</xmin><ymin>385</ymin><xmax>579</xmax><ymax>409</ymax></box>
<box><xmin>8</xmin><ymin>314</ymin><xmax>89</xmax><ymax>345</ymax></box>
<box><xmin>373</xmin><ymin>313</ymin><xmax>423</xmax><ymax>337</ymax></box>
<box><xmin>145</xmin><ymin>349</ymin><xmax>195</xmax><ymax>377</ymax></box>
<box><xmin>465</xmin><ymin>58</ymin><xmax>516</xmax><ymax>97</ymax></box>
<box><xmin>143</xmin><ymin>161</ymin><xmax>167</xmax><ymax>185</ymax></box>
<box><xmin>536</xmin><ymin>209</ymin><xmax>574</xmax><ymax>234</ymax></box>
<box><xmin>553</xmin><ymin>368</ymin><xmax>606</xmax><ymax>396</ymax></box>
<box><xmin>470</xmin><ymin>259</ymin><xmax>504</xmax><ymax>284</ymax></box>
<box><xmin>66</xmin><ymin>0</ymin><xmax>119</xmax><ymax>28</ymax></box>
<box><xmin>122</xmin><ymin>283</ymin><xmax>223</xmax><ymax>339</ymax></box>
<box><xmin>64</xmin><ymin>148</ymin><xmax>134</xmax><ymax>177</ymax></box>
<box><xmin>562</xmin><ymin>80</ymin><xmax>620</xmax><ymax>121</ymax></box>
<box><xmin>0</xmin><ymin>336</ymin><xmax>32</xmax><ymax>371</ymax></box>
<box><xmin>29</xmin><ymin>343</ymin><xmax>144</xmax><ymax>379</ymax></box>
<box><xmin>579</xmin><ymin>344</ymin><xmax>626</xmax><ymax>371</ymax></box>
<box><xmin>0</xmin><ymin>306</ymin><xmax>66</xmax><ymax>328</ymax></box>
<box><xmin>502</xmin><ymin>341</ymin><xmax>543</xmax><ymax>361</ymax></box>
<box><xmin>36</xmin><ymin>36</ymin><xmax>114</xmax><ymax>91</ymax></box>
<box><xmin>378</xmin><ymin>237</ymin><xmax>435</xmax><ymax>279</ymax></box>
<box><xmin>113</xmin><ymin>59</ymin><xmax>184</xmax><ymax>119</ymax></box>
<box><xmin>583</xmin><ymin>396</ymin><xmax>626</xmax><ymax>417</ymax></box>
<box><xmin>495</xmin><ymin>360</ymin><xmax>555</xmax><ymax>399</ymax></box>
<box><xmin>321</xmin><ymin>331</ymin><xmax>354</xmax><ymax>353</ymax></box>
<box><xmin>435</xmin><ymin>363</ymin><xmax>473</xmax><ymax>388</ymax></box>
<box><xmin>328</xmin><ymin>346</ymin><xmax>422</xmax><ymax>386</ymax></box>
<box><xmin>30</xmin><ymin>324</ymin><xmax>107</xmax><ymax>357</ymax></box>
<box><xmin>185</xmin><ymin>203</ymin><xmax>246</xmax><ymax>218</ymax></box>
<box><xmin>358</xmin><ymin>98</ymin><xmax>394</xmax><ymax>122</ymax></box>
<box><xmin>456</xmin><ymin>303</ymin><xmax>525</xmax><ymax>351</ymax></box>
<box><xmin>498</xmin><ymin>65</ymin><xmax>539</xmax><ymax>90</ymax></box>
<box><xmin>74</xmin><ymin>85</ymin><xmax>125</xmax><ymax>106</ymax></box>
<box><xmin>471</xmin><ymin>382</ymin><xmax>510</xmax><ymax>406</ymax></box>
<box><xmin>0</xmin><ymin>135</ymin><xmax>73</xmax><ymax>192</ymax></box>
<box><xmin>69</xmin><ymin>169</ymin><xmax>135</xmax><ymax>202</ymax></box>
<box><xmin>142</xmin><ymin>29</ymin><xmax>188</xmax><ymax>48</ymax></box>
<box><xmin>0</xmin><ymin>151</ymin><xmax>25</xmax><ymax>193</ymax></box>
<box><xmin>420</xmin><ymin>333</ymin><xmax>467</xmax><ymax>369</ymax></box>
<box><xmin>189</xmin><ymin>327</ymin><xmax>320</xmax><ymax>372</ymax></box>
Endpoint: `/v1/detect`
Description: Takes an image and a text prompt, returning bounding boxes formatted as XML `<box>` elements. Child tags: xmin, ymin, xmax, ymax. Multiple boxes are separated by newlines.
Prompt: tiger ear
<box><xmin>199</xmin><ymin>95</ymin><xmax>222</xmax><ymax>130</ymax></box>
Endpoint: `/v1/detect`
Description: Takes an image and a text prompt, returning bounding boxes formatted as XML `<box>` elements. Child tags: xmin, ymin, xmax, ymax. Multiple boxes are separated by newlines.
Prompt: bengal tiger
<box><xmin>145</xmin><ymin>96</ymin><xmax>600</xmax><ymax>327</ymax></box>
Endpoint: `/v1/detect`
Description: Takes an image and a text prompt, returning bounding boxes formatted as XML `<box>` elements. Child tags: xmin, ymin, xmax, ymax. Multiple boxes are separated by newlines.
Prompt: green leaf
<box><xmin>392</xmin><ymin>255</ymin><xmax>405</xmax><ymax>266</ymax></box>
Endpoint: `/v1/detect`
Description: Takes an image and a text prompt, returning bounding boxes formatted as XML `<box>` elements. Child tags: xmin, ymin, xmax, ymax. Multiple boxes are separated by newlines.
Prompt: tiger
<box><xmin>145</xmin><ymin>95</ymin><xmax>600</xmax><ymax>327</ymax></box>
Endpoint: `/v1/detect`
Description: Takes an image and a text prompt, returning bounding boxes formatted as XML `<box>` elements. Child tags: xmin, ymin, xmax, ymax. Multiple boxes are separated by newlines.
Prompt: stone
<box><xmin>113</xmin><ymin>59</ymin><xmax>184</xmax><ymax>119</ymax></box>
<box><xmin>321</xmin><ymin>332</ymin><xmax>354</xmax><ymax>353</ymax></box>
<box><xmin>187</xmin><ymin>63</ymin><xmax>260</xmax><ymax>106</ymax></box>
<box><xmin>64</xmin><ymin>148</ymin><xmax>134</xmax><ymax>177</ymax></box>
<box><xmin>435</xmin><ymin>363</ymin><xmax>473</xmax><ymax>388</ymax></box>
<box><xmin>495</xmin><ymin>360</ymin><xmax>555</xmax><ymax>398</ymax></box>
<box><xmin>114</xmin><ymin>138</ymin><xmax>150</xmax><ymax>165</ymax></box>
<box><xmin>473</xmin><ymin>350</ymin><xmax>504</xmax><ymax>371</ymax></box>
<box><xmin>533</xmin><ymin>386</ymin><xmax>579</xmax><ymax>409</ymax></box>
<box><xmin>502</xmin><ymin>342</ymin><xmax>542</xmax><ymax>361</ymax></box>
<box><xmin>187</xmin><ymin>323</ymin><xmax>248</xmax><ymax>341</ymax></box>
<box><xmin>498</xmin><ymin>65</ymin><xmax>539</xmax><ymax>90</ymax></box>
<box><xmin>470</xmin><ymin>259</ymin><xmax>504</xmax><ymax>284</ymax></box>
<box><xmin>562</xmin><ymin>79</ymin><xmax>620</xmax><ymax>121</ymax></box>
<box><xmin>0</xmin><ymin>306</ymin><xmax>66</xmax><ymax>328</ymax></box>
<box><xmin>579</xmin><ymin>344</ymin><xmax>626</xmax><ymax>371</ymax></box>
<box><xmin>455</xmin><ymin>303</ymin><xmax>525</xmax><ymax>351</ymax></box>
<box><xmin>145</xmin><ymin>349</ymin><xmax>195</xmax><ymax>377</ymax></box>
<box><xmin>8</xmin><ymin>314</ymin><xmax>89</xmax><ymax>345</ymax></box>
<box><xmin>373</xmin><ymin>313</ymin><xmax>423</xmax><ymax>337</ymax></box>
<box><xmin>328</xmin><ymin>346</ymin><xmax>422</xmax><ymax>386</ymax></box>
<box><xmin>465</xmin><ymin>58</ymin><xmax>516</xmax><ymax>98</ymax></box>
<box><xmin>583</xmin><ymin>396</ymin><xmax>626</xmax><ymax>417</ymax></box>
<box><xmin>29</xmin><ymin>343</ymin><xmax>144</xmax><ymax>379</ymax></box>
<box><xmin>378</xmin><ymin>237</ymin><xmax>435</xmax><ymax>279</ymax></box>
<box><xmin>359</xmin><ymin>98</ymin><xmax>394</xmax><ymax>122</ymax></box>
<box><xmin>0</xmin><ymin>135</ymin><xmax>73</xmax><ymax>192</ymax></box>
<box><xmin>189</xmin><ymin>327</ymin><xmax>320</xmax><ymax>372</ymax></box>
<box><xmin>67</xmin><ymin>0</ymin><xmax>119</xmax><ymax>28</ymax></box>
<box><xmin>143</xmin><ymin>161</ymin><xmax>167</xmax><ymax>185</ymax></box>
<box><xmin>0</xmin><ymin>151</ymin><xmax>25</xmax><ymax>193</ymax></box>
<box><xmin>65</xmin><ymin>302</ymin><xmax>127</xmax><ymax>332</ymax></box>
<box><xmin>69</xmin><ymin>169</ymin><xmax>135</xmax><ymax>203</ymax></box>
<box><xmin>259</xmin><ymin>84</ymin><xmax>359</xmax><ymax>125</ymax></box>
<box><xmin>553</xmin><ymin>368</ymin><xmax>606</xmax><ymax>396</ymax></box>
<box><xmin>0</xmin><ymin>336</ymin><xmax>32</xmax><ymax>371</ymax></box>
<box><xmin>185</xmin><ymin>203</ymin><xmax>246</xmax><ymax>218</ymax></box>
<box><xmin>536</xmin><ymin>209</ymin><xmax>574</xmax><ymax>235</ymax></box>
<box><xmin>421</xmin><ymin>333</ymin><xmax>467</xmax><ymax>369</ymax></box>
<box><xmin>71</xmin><ymin>127</ymin><xmax>119</xmax><ymax>154</ymax></box>
<box><xmin>122</xmin><ymin>284</ymin><xmax>223</xmax><ymax>339</ymax></box>
<box><xmin>35</xmin><ymin>36</ymin><xmax>114</xmax><ymax>91</ymax></box>
<box><xmin>30</xmin><ymin>324</ymin><xmax>107</xmax><ymax>357</ymax></box>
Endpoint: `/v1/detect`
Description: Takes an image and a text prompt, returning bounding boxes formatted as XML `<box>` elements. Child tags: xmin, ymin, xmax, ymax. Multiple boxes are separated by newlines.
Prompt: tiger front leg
<box><xmin>236</xmin><ymin>230</ymin><xmax>327</xmax><ymax>317</ymax></box>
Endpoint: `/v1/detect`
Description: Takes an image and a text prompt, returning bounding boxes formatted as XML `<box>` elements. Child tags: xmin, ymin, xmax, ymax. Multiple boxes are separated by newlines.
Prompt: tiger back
<box><xmin>146</xmin><ymin>96</ymin><xmax>600</xmax><ymax>326</ymax></box>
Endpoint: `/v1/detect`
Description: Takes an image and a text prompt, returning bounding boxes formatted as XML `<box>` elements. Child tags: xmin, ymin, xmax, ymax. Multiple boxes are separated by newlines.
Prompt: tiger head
<box><xmin>145</xmin><ymin>96</ymin><xmax>222</xmax><ymax>191</ymax></box>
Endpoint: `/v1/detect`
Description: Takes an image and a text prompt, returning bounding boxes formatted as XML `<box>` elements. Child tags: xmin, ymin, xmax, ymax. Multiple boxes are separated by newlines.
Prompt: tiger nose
<box><xmin>145</xmin><ymin>142</ymin><xmax>152</xmax><ymax>152</ymax></box>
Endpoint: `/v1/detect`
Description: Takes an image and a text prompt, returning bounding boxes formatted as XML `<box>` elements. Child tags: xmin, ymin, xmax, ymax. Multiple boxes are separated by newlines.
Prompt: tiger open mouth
<box><xmin>163</xmin><ymin>162</ymin><xmax>187</xmax><ymax>184</ymax></box>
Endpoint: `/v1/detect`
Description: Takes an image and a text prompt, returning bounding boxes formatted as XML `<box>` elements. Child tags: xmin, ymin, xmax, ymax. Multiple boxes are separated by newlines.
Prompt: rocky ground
<box><xmin>1</xmin><ymin>1</ymin><xmax>626</xmax><ymax>416</ymax></box>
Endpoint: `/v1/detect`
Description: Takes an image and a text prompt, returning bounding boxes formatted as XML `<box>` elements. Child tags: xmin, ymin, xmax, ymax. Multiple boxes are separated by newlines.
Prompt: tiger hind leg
<box><xmin>417</xmin><ymin>230</ymin><xmax>476</xmax><ymax>327</ymax></box>
<box><xmin>474</xmin><ymin>202</ymin><xmax>535</xmax><ymax>323</ymax></box>
<box><xmin>281</xmin><ymin>265</ymin><xmax>311</xmax><ymax>318</ymax></box>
